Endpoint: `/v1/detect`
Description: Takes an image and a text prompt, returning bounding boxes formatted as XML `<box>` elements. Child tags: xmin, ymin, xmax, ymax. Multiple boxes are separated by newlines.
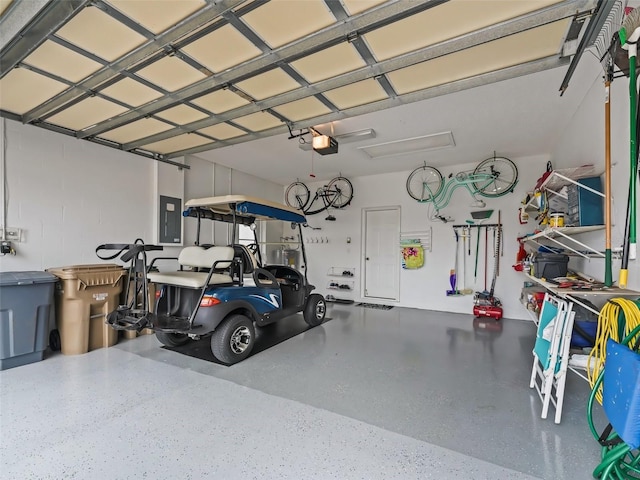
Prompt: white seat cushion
<box><xmin>179</xmin><ymin>246</ymin><xmax>234</xmax><ymax>269</ymax></box>
<box><xmin>147</xmin><ymin>246</ymin><xmax>235</xmax><ymax>288</ymax></box>
<box><xmin>148</xmin><ymin>271</ymin><xmax>232</xmax><ymax>288</ymax></box>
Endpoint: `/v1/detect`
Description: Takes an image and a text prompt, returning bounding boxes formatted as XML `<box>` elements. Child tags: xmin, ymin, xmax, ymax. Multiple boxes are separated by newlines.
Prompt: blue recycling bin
<box><xmin>0</xmin><ymin>271</ymin><xmax>57</xmax><ymax>370</ymax></box>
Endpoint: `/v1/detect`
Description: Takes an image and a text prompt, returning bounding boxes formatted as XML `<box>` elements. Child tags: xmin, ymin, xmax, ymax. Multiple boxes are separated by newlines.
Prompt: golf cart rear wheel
<box><xmin>211</xmin><ymin>314</ymin><xmax>255</xmax><ymax>364</ymax></box>
<box><xmin>156</xmin><ymin>332</ymin><xmax>190</xmax><ymax>348</ymax></box>
<box><xmin>304</xmin><ymin>294</ymin><xmax>326</xmax><ymax>327</ymax></box>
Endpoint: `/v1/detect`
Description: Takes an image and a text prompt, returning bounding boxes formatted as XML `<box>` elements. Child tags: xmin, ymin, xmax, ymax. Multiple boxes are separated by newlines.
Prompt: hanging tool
<box><xmin>490</xmin><ymin>226</ymin><xmax>500</xmax><ymax>296</ymax></box>
<box><xmin>447</xmin><ymin>229</ymin><xmax>461</xmax><ymax>296</ymax></box>
<box><xmin>604</xmin><ymin>66</ymin><xmax>614</xmax><ymax>287</ymax></box>
<box><xmin>496</xmin><ymin>211</ymin><xmax>501</xmax><ymax>276</ymax></box>
<box><xmin>587</xmin><ymin>0</ymin><xmax>624</xmax><ymax>286</ymax></box>
<box><xmin>474</xmin><ymin>226</ymin><xmax>480</xmax><ymax>282</ymax></box>
<box><xmin>473</xmin><ymin>225</ymin><xmax>503</xmax><ymax>320</ymax></box>
<box><xmin>619</xmin><ymin>9</ymin><xmax>640</xmax><ymax>287</ymax></box>
<box><xmin>459</xmin><ymin>227</ymin><xmax>473</xmax><ymax>295</ymax></box>
<box><xmin>484</xmin><ymin>226</ymin><xmax>488</xmax><ymax>292</ymax></box>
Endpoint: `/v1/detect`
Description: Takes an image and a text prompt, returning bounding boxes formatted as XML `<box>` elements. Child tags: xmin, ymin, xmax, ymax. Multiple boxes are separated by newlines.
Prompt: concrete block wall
<box><xmin>0</xmin><ymin>120</ymin><xmax>154</xmax><ymax>271</ymax></box>
<box><xmin>0</xmin><ymin>121</ymin><xmax>284</xmax><ymax>272</ymax></box>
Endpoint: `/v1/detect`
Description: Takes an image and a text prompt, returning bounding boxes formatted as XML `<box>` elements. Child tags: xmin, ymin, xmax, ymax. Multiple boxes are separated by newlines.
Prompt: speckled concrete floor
<box><xmin>1</xmin><ymin>305</ymin><xmax>602</xmax><ymax>479</ymax></box>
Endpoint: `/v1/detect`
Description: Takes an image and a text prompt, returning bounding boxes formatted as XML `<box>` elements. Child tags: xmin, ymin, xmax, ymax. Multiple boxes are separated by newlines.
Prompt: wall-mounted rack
<box><xmin>522</xmin><ymin>165</ymin><xmax>603</xmax><ymax>212</ymax></box>
<box><xmin>523</xmin><ymin>225</ymin><xmax>605</xmax><ymax>259</ymax></box>
<box><xmin>327</xmin><ymin>267</ymin><xmax>355</xmax><ymax>277</ymax></box>
<box><xmin>400</xmin><ymin>228</ymin><xmax>432</xmax><ymax>252</ymax></box>
<box><xmin>452</xmin><ymin>223</ymin><xmax>501</xmax><ymax>228</ymax></box>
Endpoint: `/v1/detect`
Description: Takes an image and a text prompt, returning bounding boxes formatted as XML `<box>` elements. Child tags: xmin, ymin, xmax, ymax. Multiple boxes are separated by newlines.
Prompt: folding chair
<box><xmin>529</xmin><ymin>292</ymin><xmax>575</xmax><ymax>424</ymax></box>
<box><xmin>587</xmin><ymin>325</ymin><xmax>640</xmax><ymax>479</ymax></box>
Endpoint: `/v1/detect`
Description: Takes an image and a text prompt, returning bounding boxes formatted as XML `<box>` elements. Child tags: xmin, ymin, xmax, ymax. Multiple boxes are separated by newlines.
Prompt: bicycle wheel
<box><xmin>326</xmin><ymin>177</ymin><xmax>353</xmax><ymax>209</ymax></box>
<box><xmin>406</xmin><ymin>166</ymin><xmax>444</xmax><ymax>202</ymax></box>
<box><xmin>472</xmin><ymin>156</ymin><xmax>518</xmax><ymax>198</ymax></box>
<box><xmin>285</xmin><ymin>181</ymin><xmax>310</xmax><ymax>210</ymax></box>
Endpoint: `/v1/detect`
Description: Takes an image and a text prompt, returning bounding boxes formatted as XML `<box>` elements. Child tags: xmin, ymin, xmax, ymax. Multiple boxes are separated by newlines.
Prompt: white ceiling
<box><xmin>196</xmin><ymin>57</ymin><xmax>603</xmax><ymax>185</ymax></box>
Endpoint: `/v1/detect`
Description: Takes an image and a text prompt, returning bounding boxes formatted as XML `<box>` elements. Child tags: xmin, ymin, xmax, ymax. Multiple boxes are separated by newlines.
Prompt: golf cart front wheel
<box><xmin>211</xmin><ymin>314</ymin><xmax>255</xmax><ymax>364</ymax></box>
<box><xmin>304</xmin><ymin>294</ymin><xmax>326</xmax><ymax>327</ymax></box>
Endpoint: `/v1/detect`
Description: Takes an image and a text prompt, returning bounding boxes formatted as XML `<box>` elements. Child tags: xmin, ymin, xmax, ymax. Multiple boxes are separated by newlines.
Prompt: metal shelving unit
<box><xmin>522</xmin><ymin>165</ymin><xmax>603</xmax><ymax>211</ymax></box>
<box><xmin>325</xmin><ymin>267</ymin><xmax>355</xmax><ymax>304</ymax></box>
<box><xmin>523</xmin><ymin>272</ymin><xmax>639</xmax><ymax>315</ymax></box>
<box><xmin>524</xmin><ymin>225</ymin><xmax>605</xmax><ymax>259</ymax></box>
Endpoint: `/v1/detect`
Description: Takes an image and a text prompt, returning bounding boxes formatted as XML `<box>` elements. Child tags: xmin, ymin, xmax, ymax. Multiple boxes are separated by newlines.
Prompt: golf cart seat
<box><xmin>147</xmin><ymin>246</ymin><xmax>234</xmax><ymax>288</ymax></box>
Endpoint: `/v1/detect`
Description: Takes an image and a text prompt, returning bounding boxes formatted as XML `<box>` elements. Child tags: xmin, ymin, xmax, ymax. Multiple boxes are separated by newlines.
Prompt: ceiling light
<box><xmin>299</xmin><ymin>128</ymin><xmax>376</xmax><ymax>151</ymax></box>
<box><xmin>312</xmin><ymin>134</ymin><xmax>338</xmax><ymax>155</ymax></box>
<box><xmin>312</xmin><ymin>134</ymin><xmax>330</xmax><ymax>149</ymax></box>
<box><xmin>358</xmin><ymin>131</ymin><xmax>455</xmax><ymax>159</ymax></box>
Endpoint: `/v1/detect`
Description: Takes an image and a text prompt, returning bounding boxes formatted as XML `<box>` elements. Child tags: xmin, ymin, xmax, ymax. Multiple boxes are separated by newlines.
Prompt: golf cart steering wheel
<box><xmin>246</xmin><ymin>243</ymin><xmax>259</xmax><ymax>255</ymax></box>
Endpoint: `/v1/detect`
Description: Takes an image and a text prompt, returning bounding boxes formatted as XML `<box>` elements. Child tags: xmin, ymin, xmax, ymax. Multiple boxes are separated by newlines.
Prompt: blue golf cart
<box><xmin>104</xmin><ymin>195</ymin><xmax>326</xmax><ymax>364</ymax></box>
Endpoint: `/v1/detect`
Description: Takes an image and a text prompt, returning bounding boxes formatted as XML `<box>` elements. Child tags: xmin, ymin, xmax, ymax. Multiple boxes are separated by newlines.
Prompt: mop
<box><xmin>446</xmin><ymin>229</ymin><xmax>461</xmax><ymax>296</ymax></box>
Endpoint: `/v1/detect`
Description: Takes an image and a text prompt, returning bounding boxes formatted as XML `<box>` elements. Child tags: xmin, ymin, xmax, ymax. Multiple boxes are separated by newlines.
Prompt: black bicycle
<box><xmin>285</xmin><ymin>176</ymin><xmax>354</xmax><ymax>215</ymax></box>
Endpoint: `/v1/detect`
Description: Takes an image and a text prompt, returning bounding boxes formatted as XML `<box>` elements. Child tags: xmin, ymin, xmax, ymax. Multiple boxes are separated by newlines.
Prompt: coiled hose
<box><xmin>587</xmin><ymin>298</ymin><xmax>640</xmax><ymax>404</ymax></box>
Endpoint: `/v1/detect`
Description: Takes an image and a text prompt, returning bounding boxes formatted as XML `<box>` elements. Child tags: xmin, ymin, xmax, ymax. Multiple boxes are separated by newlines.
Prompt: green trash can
<box><xmin>0</xmin><ymin>271</ymin><xmax>57</xmax><ymax>370</ymax></box>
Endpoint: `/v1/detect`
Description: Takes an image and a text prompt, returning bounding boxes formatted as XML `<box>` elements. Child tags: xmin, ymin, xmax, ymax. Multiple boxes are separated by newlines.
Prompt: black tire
<box><xmin>49</xmin><ymin>329</ymin><xmax>61</xmax><ymax>351</ymax></box>
<box><xmin>303</xmin><ymin>294</ymin><xmax>326</xmax><ymax>327</ymax></box>
<box><xmin>326</xmin><ymin>177</ymin><xmax>354</xmax><ymax>209</ymax></box>
<box><xmin>285</xmin><ymin>181</ymin><xmax>310</xmax><ymax>210</ymax></box>
<box><xmin>211</xmin><ymin>314</ymin><xmax>255</xmax><ymax>364</ymax></box>
<box><xmin>156</xmin><ymin>331</ymin><xmax>190</xmax><ymax>348</ymax></box>
<box><xmin>472</xmin><ymin>156</ymin><xmax>518</xmax><ymax>197</ymax></box>
<box><xmin>406</xmin><ymin>166</ymin><xmax>444</xmax><ymax>201</ymax></box>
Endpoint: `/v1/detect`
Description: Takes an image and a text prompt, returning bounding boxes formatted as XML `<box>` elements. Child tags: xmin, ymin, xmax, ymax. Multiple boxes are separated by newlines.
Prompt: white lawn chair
<box><xmin>529</xmin><ymin>292</ymin><xmax>576</xmax><ymax>424</ymax></box>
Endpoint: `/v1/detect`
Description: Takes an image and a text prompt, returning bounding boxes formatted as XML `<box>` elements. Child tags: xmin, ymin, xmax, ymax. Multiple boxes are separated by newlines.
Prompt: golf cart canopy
<box><xmin>184</xmin><ymin>195</ymin><xmax>306</xmax><ymax>225</ymax></box>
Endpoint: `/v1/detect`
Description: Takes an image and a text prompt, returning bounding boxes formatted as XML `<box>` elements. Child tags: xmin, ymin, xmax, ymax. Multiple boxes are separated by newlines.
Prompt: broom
<box><xmin>619</xmin><ymin>6</ymin><xmax>640</xmax><ymax>288</ymax></box>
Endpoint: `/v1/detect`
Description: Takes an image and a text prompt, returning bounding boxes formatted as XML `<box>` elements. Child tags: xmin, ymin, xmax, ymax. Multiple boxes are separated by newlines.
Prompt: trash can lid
<box><xmin>46</xmin><ymin>264</ymin><xmax>124</xmax><ymax>279</ymax></box>
<box><xmin>0</xmin><ymin>271</ymin><xmax>58</xmax><ymax>286</ymax></box>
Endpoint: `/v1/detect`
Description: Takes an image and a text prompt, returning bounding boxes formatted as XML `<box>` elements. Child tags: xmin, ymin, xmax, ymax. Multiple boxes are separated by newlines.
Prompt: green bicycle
<box><xmin>406</xmin><ymin>155</ymin><xmax>518</xmax><ymax>220</ymax></box>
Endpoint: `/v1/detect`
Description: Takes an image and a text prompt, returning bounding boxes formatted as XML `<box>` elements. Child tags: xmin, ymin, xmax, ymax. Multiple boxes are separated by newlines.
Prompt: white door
<box><xmin>363</xmin><ymin>207</ymin><xmax>400</xmax><ymax>300</ymax></box>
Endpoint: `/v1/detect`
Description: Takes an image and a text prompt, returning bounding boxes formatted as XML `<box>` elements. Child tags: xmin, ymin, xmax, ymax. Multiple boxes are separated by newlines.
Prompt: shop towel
<box><xmin>402</xmin><ymin>244</ymin><xmax>424</xmax><ymax>269</ymax></box>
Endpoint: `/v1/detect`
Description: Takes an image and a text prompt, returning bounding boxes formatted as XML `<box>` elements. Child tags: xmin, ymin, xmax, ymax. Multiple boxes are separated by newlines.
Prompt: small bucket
<box><xmin>549</xmin><ymin>213</ymin><xmax>564</xmax><ymax>228</ymax></box>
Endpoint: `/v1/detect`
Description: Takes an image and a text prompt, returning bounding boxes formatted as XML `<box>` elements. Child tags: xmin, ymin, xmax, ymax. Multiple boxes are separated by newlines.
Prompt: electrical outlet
<box><xmin>4</xmin><ymin>227</ymin><xmax>21</xmax><ymax>242</ymax></box>
<box><xmin>1</xmin><ymin>241</ymin><xmax>12</xmax><ymax>255</ymax></box>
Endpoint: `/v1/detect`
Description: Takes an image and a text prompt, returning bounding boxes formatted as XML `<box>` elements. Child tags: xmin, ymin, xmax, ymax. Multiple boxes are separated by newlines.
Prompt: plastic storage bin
<box><xmin>532</xmin><ymin>253</ymin><xmax>569</xmax><ymax>279</ymax></box>
<box><xmin>47</xmin><ymin>264</ymin><xmax>125</xmax><ymax>355</ymax></box>
<box><xmin>566</xmin><ymin>176</ymin><xmax>604</xmax><ymax>226</ymax></box>
<box><xmin>0</xmin><ymin>271</ymin><xmax>57</xmax><ymax>370</ymax></box>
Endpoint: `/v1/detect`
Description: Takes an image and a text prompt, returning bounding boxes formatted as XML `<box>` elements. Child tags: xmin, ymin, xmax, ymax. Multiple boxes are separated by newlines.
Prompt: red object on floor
<box><xmin>473</xmin><ymin>304</ymin><xmax>503</xmax><ymax>320</ymax></box>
